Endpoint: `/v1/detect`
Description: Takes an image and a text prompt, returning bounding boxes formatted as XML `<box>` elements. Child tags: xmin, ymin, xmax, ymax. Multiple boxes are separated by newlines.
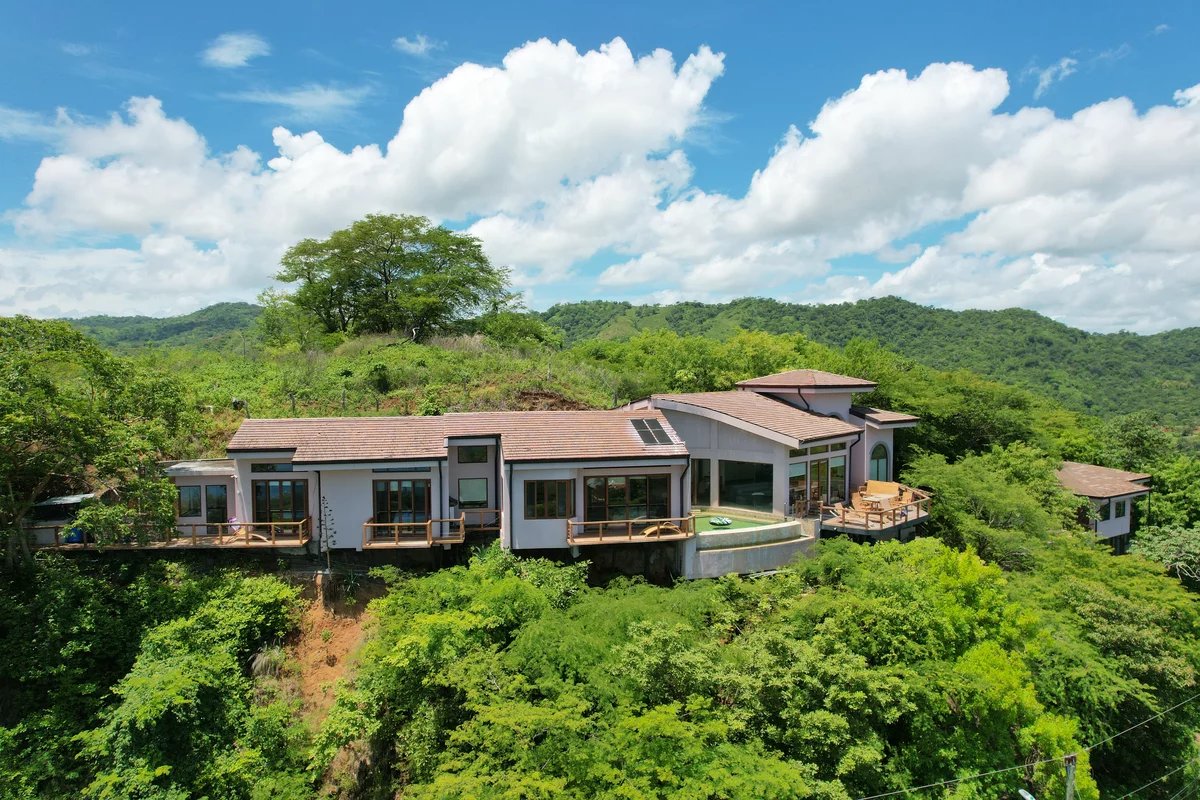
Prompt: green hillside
<box><xmin>541</xmin><ymin>296</ymin><xmax>1200</xmax><ymax>430</ymax></box>
<box><xmin>66</xmin><ymin>301</ymin><xmax>262</xmax><ymax>351</ymax></box>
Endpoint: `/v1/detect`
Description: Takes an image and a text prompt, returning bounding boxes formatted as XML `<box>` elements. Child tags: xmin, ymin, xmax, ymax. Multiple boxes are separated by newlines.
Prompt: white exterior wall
<box><xmin>170</xmin><ymin>475</ymin><xmax>235</xmax><ymax>529</ymax></box>
<box><xmin>1091</xmin><ymin>493</ymin><xmax>1144</xmax><ymax>539</ymax></box>
<box><xmin>850</xmin><ymin>426</ymin><xmax>894</xmax><ymax>490</ymax></box>
<box><xmin>230</xmin><ymin>459</ymin><xmax>318</xmax><ymax>530</ymax></box>
<box><xmin>447</xmin><ymin>444</ymin><xmax>498</xmax><ymax>511</ymax></box>
<box><xmin>798</xmin><ymin>391</ymin><xmax>854</xmax><ymax>419</ymax></box>
<box><xmin>509</xmin><ymin>461</ymin><xmax>688</xmax><ymax>550</ymax></box>
<box><xmin>663</xmin><ymin>409</ymin><xmax>788</xmax><ymax>516</ymax></box>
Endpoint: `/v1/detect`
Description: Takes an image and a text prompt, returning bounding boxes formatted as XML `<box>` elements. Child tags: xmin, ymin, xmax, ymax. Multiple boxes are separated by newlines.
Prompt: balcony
<box><xmin>362</xmin><ymin>515</ymin><xmax>468</xmax><ymax>549</ymax></box>
<box><xmin>566</xmin><ymin>515</ymin><xmax>696</xmax><ymax>546</ymax></box>
<box><xmin>820</xmin><ymin>482</ymin><xmax>931</xmax><ymax>537</ymax></box>
<box><xmin>27</xmin><ymin>519</ymin><xmax>312</xmax><ymax>549</ymax></box>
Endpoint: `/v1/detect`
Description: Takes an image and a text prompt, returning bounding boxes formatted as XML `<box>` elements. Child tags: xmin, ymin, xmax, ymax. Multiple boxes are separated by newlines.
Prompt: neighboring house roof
<box><xmin>1057</xmin><ymin>461</ymin><xmax>1152</xmax><ymax>499</ymax></box>
<box><xmin>34</xmin><ymin>492</ymin><xmax>103</xmax><ymax>507</ymax></box>
<box><xmin>228</xmin><ymin>410</ymin><xmax>687</xmax><ymax>465</ymax></box>
<box><xmin>654</xmin><ymin>391</ymin><xmax>862</xmax><ymax>444</ymax></box>
<box><xmin>851</xmin><ymin>405</ymin><xmax>920</xmax><ymax>426</ymax></box>
<box><xmin>443</xmin><ymin>410</ymin><xmax>687</xmax><ymax>462</ymax></box>
<box><xmin>164</xmin><ymin>459</ymin><xmax>237</xmax><ymax>477</ymax></box>
<box><xmin>736</xmin><ymin>369</ymin><xmax>877</xmax><ymax>390</ymax></box>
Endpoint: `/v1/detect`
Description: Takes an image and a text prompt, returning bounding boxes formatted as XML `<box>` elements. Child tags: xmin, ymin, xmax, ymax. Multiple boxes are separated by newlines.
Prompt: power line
<box><xmin>854</xmin><ymin>689</ymin><xmax>1200</xmax><ymax>800</ymax></box>
<box><xmin>854</xmin><ymin>756</ymin><xmax>1064</xmax><ymax>800</ymax></box>
<box><xmin>1086</xmin><ymin>689</ymin><xmax>1200</xmax><ymax>751</ymax></box>
<box><xmin>1110</xmin><ymin>759</ymin><xmax>1196</xmax><ymax>800</ymax></box>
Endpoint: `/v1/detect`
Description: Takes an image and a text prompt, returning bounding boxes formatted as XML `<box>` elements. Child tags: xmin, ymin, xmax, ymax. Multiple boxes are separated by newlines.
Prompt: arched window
<box><xmin>869</xmin><ymin>443</ymin><xmax>889</xmax><ymax>482</ymax></box>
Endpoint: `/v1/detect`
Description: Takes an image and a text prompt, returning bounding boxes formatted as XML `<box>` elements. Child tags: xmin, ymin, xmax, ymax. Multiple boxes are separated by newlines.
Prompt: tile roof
<box><xmin>850</xmin><ymin>405</ymin><xmax>920</xmax><ymax>425</ymax></box>
<box><xmin>228</xmin><ymin>410</ymin><xmax>687</xmax><ymax>464</ymax></box>
<box><xmin>443</xmin><ymin>409</ymin><xmax>688</xmax><ymax>462</ymax></box>
<box><xmin>654</xmin><ymin>391</ymin><xmax>862</xmax><ymax>443</ymax></box>
<box><xmin>736</xmin><ymin>369</ymin><xmax>877</xmax><ymax>390</ymax></box>
<box><xmin>228</xmin><ymin>417</ymin><xmax>446</xmax><ymax>463</ymax></box>
<box><xmin>1057</xmin><ymin>461</ymin><xmax>1152</xmax><ymax>499</ymax></box>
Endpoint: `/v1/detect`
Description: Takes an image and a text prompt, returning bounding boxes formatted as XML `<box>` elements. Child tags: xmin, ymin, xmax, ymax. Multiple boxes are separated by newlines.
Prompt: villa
<box><xmin>28</xmin><ymin>368</ymin><xmax>932</xmax><ymax>578</ymax></box>
<box><xmin>1057</xmin><ymin>460</ymin><xmax>1152</xmax><ymax>554</ymax></box>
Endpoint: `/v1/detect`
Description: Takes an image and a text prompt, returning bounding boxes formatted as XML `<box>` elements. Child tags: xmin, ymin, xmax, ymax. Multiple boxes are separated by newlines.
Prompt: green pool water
<box><xmin>693</xmin><ymin>514</ymin><xmax>776</xmax><ymax>533</ymax></box>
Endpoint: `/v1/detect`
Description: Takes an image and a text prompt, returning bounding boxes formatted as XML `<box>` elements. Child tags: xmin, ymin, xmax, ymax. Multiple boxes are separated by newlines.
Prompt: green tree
<box><xmin>0</xmin><ymin>318</ymin><xmax>188</xmax><ymax>565</ymax></box>
<box><xmin>275</xmin><ymin>214</ymin><xmax>510</xmax><ymax>341</ymax></box>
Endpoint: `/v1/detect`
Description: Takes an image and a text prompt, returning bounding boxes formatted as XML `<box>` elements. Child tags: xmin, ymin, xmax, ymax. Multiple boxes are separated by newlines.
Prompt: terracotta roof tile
<box><xmin>443</xmin><ymin>410</ymin><xmax>688</xmax><ymax>462</ymax></box>
<box><xmin>228</xmin><ymin>410</ymin><xmax>688</xmax><ymax>464</ymax></box>
<box><xmin>228</xmin><ymin>417</ymin><xmax>445</xmax><ymax>463</ymax></box>
<box><xmin>736</xmin><ymin>369</ymin><xmax>877</xmax><ymax>389</ymax></box>
<box><xmin>851</xmin><ymin>405</ymin><xmax>920</xmax><ymax>425</ymax></box>
<box><xmin>1057</xmin><ymin>461</ymin><xmax>1152</xmax><ymax>498</ymax></box>
<box><xmin>653</xmin><ymin>391</ymin><xmax>861</xmax><ymax>443</ymax></box>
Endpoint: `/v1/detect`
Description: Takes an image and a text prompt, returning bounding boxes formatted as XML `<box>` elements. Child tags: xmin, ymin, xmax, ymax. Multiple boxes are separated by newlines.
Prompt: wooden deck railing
<box><xmin>24</xmin><ymin>518</ymin><xmax>311</xmax><ymax>549</ymax></box>
<box><xmin>566</xmin><ymin>515</ymin><xmax>696</xmax><ymax>545</ymax></box>
<box><xmin>362</xmin><ymin>515</ymin><xmax>467</xmax><ymax>548</ymax></box>
<box><xmin>820</xmin><ymin>485</ymin><xmax>932</xmax><ymax>532</ymax></box>
<box><xmin>460</xmin><ymin>508</ymin><xmax>503</xmax><ymax>532</ymax></box>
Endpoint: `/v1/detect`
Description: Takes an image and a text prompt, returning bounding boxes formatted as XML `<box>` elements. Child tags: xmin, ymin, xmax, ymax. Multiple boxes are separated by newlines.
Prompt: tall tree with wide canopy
<box><xmin>276</xmin><ymin>214</ymin><xmax>511</xmax><ymax>341</ymax></box>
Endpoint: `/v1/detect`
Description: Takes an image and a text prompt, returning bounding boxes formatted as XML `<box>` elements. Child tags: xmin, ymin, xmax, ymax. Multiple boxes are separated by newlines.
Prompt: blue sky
<box><xmin>2</xmin><ymin>1</ymin><xmax>1199</xmax><ymax>331</ymax></box>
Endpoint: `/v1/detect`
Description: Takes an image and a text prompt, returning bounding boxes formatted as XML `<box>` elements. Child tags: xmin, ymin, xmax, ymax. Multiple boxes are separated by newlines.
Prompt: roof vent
<box><xmin>631</xmin><ymin>418</ymin><xmax>674</xmax><ymax>445</ymax></box>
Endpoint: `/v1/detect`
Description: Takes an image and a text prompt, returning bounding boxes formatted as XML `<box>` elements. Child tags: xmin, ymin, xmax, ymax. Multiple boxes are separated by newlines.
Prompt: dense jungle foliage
<box><xmin>540</xmin><ymin>296</ymin><xmax>1200</xmax><ymax>434</ymax></box>
<box><xmin>5</xmin><ymin>248</ymin><xmax>1199</xmax><ymax>798</ymax></box>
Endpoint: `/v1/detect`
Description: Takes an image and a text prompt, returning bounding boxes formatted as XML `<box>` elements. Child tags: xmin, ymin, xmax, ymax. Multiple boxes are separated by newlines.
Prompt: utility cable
<box><xmin>1110</xmin><ymin>759</ymin><xmax>1195</xmax><ymax>800</ymax></box>
<box><xmin>854</xmin><ymin>689</ymin><xmax>1200</xmax><ymax>800</ymax></box>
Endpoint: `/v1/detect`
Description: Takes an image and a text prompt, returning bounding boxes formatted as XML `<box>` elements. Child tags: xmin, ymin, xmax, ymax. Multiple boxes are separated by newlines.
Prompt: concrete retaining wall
<box><xmin>685</xmin><ymin>518</ymin><xmax>818</xmax><ymax>579</ymax></box>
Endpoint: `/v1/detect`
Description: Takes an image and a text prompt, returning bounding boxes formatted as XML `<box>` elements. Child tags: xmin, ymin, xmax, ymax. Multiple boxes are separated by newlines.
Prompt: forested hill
<box><xmin>541</xmin><ymin>296</ymin><xmax>1200</xmax><ymax>428</ymax></box>
<box><xmin>66</xmin><ymin>301</ymin><xmax>262</xmax><ymax>350</ymax></box>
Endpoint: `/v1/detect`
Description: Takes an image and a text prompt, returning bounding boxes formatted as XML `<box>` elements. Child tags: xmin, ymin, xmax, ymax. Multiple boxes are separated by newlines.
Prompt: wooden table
<box><xmin>861</xmin><ymin>493</ymin><xmax>893</xmax><ymax>512</ymax></box>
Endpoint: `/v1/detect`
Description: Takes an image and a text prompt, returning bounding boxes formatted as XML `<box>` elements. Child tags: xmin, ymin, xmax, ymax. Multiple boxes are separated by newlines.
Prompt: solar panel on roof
<box><xmin>632</xmin><ymin>418</ymin><xmax>673</xmax><ymax>445</ymax></box>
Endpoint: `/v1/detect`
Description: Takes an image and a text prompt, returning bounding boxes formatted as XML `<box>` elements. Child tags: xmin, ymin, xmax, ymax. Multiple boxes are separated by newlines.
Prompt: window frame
<box><xmin>869</xmin><ymin>443</ymin><xmax>889</xmax><ymax>482</ymax></box>
<box><xmin>584</xmin><ymin>474</ymin><xmax>671</xmax><ymax>522</ymax></box>
<box><xmin>457</xmin><ymin>446</ymin><xmax>488</xmax><ymax>464</ymax></box>
<box><xmin>251</xmin><ymin>479</ymin><xmax>308</xmax><ymax>524</ymax></box>
<box><xmin>1098</xmin><ymin>499</ymin><xmax>1112</xmax><ymax>522</ymax></box>
<box><xmin>524</xmin><ymin>479</ymin><xmax>575</xmax><ymax>520</ymax></box>
<box><xmin>177</xmin><ymin>485</ymin><xmax>202</xmax><ymax>518</ymax></box>
<box><xmin>372</xmin><ymin>478</ymin><xmax>432</xmax><ymax>524</ymax></box>
<box><xmin>1115</xmin><ymin>499</ymin><xmax>1127</xmax><ymax>519</ymax></box>
<box><xmin>457</xmin><ymin>477</ymin><xmax>489</xmax><ymax>509</ymax></box>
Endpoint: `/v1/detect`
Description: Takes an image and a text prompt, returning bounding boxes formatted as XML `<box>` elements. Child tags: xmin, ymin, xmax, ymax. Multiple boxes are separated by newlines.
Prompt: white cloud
<box><xmin>201</xmin><ymin>32</ymin><xmax>270</xmax><ymax>68</ymax></box>
<box><xmin>60</xmin><ymin>42</ymin><xmax>94</xmax><ymax>57</ymax></box>
<box><xmin>6</xmin><ymin>41</ymin><xmax>1200</xmax><ymax>333</ymax></box>
<box><xmin>393</xmin><ymin>34</ymin><xmax>442</xmax><ymax>57</ymax></box>
<box><xmin>1154</xmin><ymin>23</ymin><xmax>1171</xmax><ymax>35</ymax></box>
<box><xmin>0</xmin><ymin>105</ymin><xmax>61</xmax><ymax>142</ymax></box>
<box><xmin>1028</xmin><ymin>57</ymin><xmax>1078</xmax><ymax>99</ymax></box>
<box><xmin>222</xmin><ymin>84</ymin><xmax>372</xmax><ymax>122</ymax></box>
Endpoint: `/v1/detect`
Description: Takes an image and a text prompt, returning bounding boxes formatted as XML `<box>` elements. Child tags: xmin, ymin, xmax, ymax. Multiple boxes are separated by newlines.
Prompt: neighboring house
<box><xmin>1056</xmin><ymin>461</ymin><xmax>1152</xmax><ymax>554</ymax></box>
<box><xmin>25</xmin><ymin>490</ymin><xmax>113</xmax><ymax>546</ymax></box>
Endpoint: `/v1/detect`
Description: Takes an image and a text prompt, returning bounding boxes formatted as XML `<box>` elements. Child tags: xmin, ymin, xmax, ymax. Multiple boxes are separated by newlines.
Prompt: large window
<box><xmin>788</xmin><ymin>462</ymin><xmax>807</xmax><ymax>514</ymax></box>
<box><xmin>1098</xmin><ymin>500</ymin><xmax>1111</xmax><ymax>521</ymax></box>
<box><xmin>1115</xmin><ymin>500</ymin><xmax>1127</xmax><ymax>518</ymax></box>
<box><xmin>718</xmin><ymin>460</ymin><xmax>773</xmax><ymax>513</ymax></box>
<box><xmin>252</xmin><ymin>479</ymin><xmax>308</xmax><ymax>524</ymax></box>
<box><xmin>869</xmin><ymin>443</ymin><xmax>889</xmax><ymax>482</ymax></box>
<box><xmin>177</xmin><ymin>485</ymin><xmax>201</xmax><ymax>518</ymax></box>
<box><xmin>457</xmin><ymin>478</ymin><xmax>488</xmax><ymax>509</ymax></box>
<box><xmin>585</xmin><ymin>475</ymin><xmax>670</xmax><ymax>521</ymax></box>
<box><xmin>458</xmin><ymin>446</ymin><xmax>488</xmax><ymax>463</ymax></box>
<box><xmin>829</xmin><ymin>456</ymin><xmax>847</xmax><ymax>504</ymax></box>
<box><xmin>691</xmin><ymin>459</ymin><xmax>711</xmax><ymax>506</ymax></box>
<box><xmin>205</xmin><ymin>485</ymin><xmax>228</xmax><ymax>525</ymax></box>
<box><xmin>373</xmin><ymin>479</ymin><xmax>431</xmax><ymax>524</ymax></box>
<box><xmin>525</xmin><ymin>480</ymin><xmax>574</xmax><ymax>519</ymax></box>
<box><xmin>251</xmin><ymin>463</ymin><xmax>293</xmax><ymax>472</ymax></box>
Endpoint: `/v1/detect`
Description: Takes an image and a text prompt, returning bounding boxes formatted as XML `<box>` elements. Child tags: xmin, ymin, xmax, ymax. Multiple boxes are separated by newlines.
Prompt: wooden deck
<box><xmin>820</xmin><ymin>482</ymin><xmax>931</xmax><ymax>537</ymax></box>
<box><xmin>26</xmin><ymin>519</ymin><xmax>312</xmax><ymax>550</ymax></box>
<box><xmin>362</xmin><ymin>515</ymin><xmax>469</xmax><ymax>549</ymax></box>
<box><xmin>566</xmin><ymin>515</ymin><xmax>696</xmax><ymax>546</ymax></box>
